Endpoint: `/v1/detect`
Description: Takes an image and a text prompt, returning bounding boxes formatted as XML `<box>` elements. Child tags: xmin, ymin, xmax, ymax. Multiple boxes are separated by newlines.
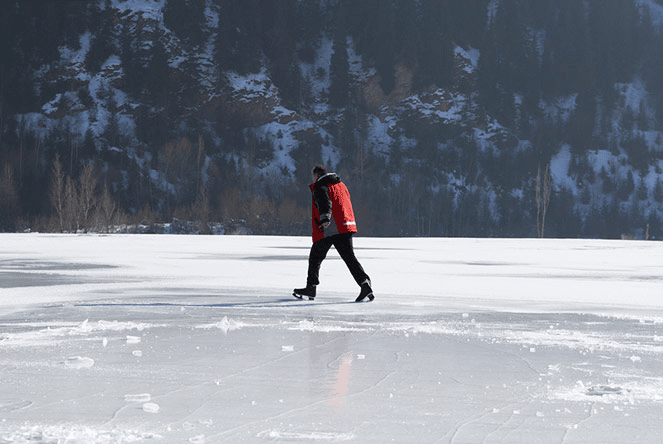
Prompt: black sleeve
<box><xmin>313</xmin><ymin>184</ymin><xmax>332</xmax><ymax>222</ymax></box>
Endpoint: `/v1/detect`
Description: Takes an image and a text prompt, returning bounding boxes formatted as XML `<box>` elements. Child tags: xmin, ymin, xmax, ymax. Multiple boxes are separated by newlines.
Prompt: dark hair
<box><xmin>312</xmin><ymin>164</ymin><xmax>327</xmax><ymax>177</ymax></box>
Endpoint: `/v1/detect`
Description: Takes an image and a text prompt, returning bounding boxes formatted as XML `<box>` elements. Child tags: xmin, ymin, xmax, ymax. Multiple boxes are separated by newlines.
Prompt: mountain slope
<box><xmin>2</xmin><ymin>0</ymin><xmax>663</xmax><ymax>238</ymax></box>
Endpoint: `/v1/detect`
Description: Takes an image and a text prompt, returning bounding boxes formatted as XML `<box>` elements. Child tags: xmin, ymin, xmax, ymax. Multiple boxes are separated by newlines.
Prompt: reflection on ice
<box><xmin>327</xmin><ymin>351</ymin><xmax>354</xmax><ymax>415</ymax></box>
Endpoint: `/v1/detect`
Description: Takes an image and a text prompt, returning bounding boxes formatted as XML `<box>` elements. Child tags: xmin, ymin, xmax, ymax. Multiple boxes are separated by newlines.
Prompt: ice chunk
<box><xmin>63</xmin><ymin>356</ymin><xmax>94</xmax><ymax>369</ymax></box>
<box><xmin>126</xmin><ymin>335</ymin><xmax>141</xmax><ymax>344</ymax></box>
<box><xmin>586</xmin><ymin>386</ymin><xmax>623</xmax><ymax>396</ymax></box>
<box><xmin>143</xmin><ymin>402</ymin><xmax>160</xmax><ymax>413</ymax></box>
<box><xmin>124</xmin><ymin>394</ymin><xmax>151</xmax><ymax>403</ymax></box>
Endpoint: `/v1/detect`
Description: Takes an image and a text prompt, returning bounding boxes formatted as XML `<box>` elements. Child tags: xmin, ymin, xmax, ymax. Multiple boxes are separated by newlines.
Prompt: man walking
<box><xmin>293</xmin><ymin>165</ymin><xmax>374</xmax><ymax>302</ymax></box>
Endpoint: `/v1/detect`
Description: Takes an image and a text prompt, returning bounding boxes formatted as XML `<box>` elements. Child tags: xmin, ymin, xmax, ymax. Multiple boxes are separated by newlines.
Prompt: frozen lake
<box><xmin>2</xmin><ymin>234</ymin><xmax>663</xmax><ymax>443</ymax></box>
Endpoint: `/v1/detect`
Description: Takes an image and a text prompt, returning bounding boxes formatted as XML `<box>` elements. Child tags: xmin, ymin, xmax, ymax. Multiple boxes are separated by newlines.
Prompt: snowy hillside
<box><xmin>4</xmin><ymin>1</ymin><xmax>663</xmax><ymax>238</ymax></box>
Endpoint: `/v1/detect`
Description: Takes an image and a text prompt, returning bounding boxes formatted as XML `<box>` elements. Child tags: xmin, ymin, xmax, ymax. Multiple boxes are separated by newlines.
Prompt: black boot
<box><xmin>355</xmin><ymin>280</ymin><xmax>374</xmax><ymax>302</ymax></box>
<box><xmin>293</xmin><ymin>286</ymin><xmax>316</xmax><ymax>300</ymax></box>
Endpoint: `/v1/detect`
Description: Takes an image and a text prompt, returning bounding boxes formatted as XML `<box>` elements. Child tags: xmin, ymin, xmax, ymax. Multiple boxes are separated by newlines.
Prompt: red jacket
<box><xmin>310</xmin><ymin>173</ymin><xmax>357</xmax><ymax>242</ymax></box>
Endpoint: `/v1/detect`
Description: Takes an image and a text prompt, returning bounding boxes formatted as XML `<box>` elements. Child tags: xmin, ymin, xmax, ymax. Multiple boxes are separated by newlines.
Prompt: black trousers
<box><xmin>307</xmin><ymin>233</ymin><xmax>370</xmax><ymax>287</ymax></box>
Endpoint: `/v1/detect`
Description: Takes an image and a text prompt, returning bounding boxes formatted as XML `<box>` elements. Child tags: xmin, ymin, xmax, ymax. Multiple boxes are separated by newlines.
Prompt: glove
<box><xmin>318</xmin><ymin>214</ymin><xmax>331</xmax><ymax>229</ymax></box>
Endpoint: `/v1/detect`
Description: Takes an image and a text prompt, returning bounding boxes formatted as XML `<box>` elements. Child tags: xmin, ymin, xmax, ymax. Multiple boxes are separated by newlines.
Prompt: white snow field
<box><xmin>2</xmin><ymin>234</ymin><xmax>663</xmax><ymax>444</ymax></box>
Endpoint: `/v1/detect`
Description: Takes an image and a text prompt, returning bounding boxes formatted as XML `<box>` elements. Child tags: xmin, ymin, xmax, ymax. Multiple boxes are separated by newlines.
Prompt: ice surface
<box><xmin>2</xmin><ymin>234</ymin><xmax>663</xmax><ymax>443</ymax></box>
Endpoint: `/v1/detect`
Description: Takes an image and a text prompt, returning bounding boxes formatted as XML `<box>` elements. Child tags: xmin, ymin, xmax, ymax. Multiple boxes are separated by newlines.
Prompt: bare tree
<box><xmin>64</xmin><ymin>175</ymin><xmax>80</xmax><ymax>232</ymax></box>
<box><xmin>49</xmin><ymin>154</ymin><xmax>66</xmax><ymax>232</ymax></box>
<box><xmin>198</xmin><ymin>186</ymin><xmax>210</xmax><ymax>231</ymax></box>
<box><xmin>220</xmin><ymin>187</ymin><xmax>244</xmax><ymax>223</ymax></box>
<box><xmin>159</xmin><ymin>137</ymin><xmax>196</xmax><ymax>210</ymax></box>
<box><xmin>247</xmin><ymin>193</ymin><xmax>276</xmax><ymax>234</ymax></box>
<box><xmin>0</xmin><ymin>163</ymin><xmax>19</xmax><ymax>229</ymax></box>
<box><xmin>79</xmin><ymin>162</ymin><xmax>98</xmax><ymax>232</ymax></box>
<box><xmin>196</xmin><ymin>135</ymin><xmax>204</xmax><ymax>194</ymax></box>
<box><xmin>536</xmin><ymin>166</ymin><xmax>541</xmax><ymax>236</ymax></box>
<box><xmin>536</xmin><ymin>163</ymin><xmax>552</xmax><ymax>238</ymax></box>
<box><xmin>277</xmin><ymin>196</ymin><xmax>307</xmax><ymax>234</ymax></box>
<box><xmin>98</xmin><ymin>184</ymin><xmax>118</xmax><ymax>233</ymax></box>
<box><xmin>193</xmin><ymin>135</ymin><xmax>210</xmax><ymax>233</ymax></box>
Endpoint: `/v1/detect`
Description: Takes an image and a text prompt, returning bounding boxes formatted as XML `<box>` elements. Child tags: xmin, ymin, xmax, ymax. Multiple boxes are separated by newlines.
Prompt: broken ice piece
<box><xmin>143</xmin><ymin>402</ymin><xmax>160</xmax><ymax>413</ymax></box>
<box><xmin>586</xmin><ymin>386</ymin><xmax>623</xmax><ymax>396</ymax></box>
<box><xmin>189</xmin><ymin>435</ymin><xmax>205</xmax><ymax>444</ymax></box>
<box><xmin>124</xmin><ymin>394</ymin><xmax>151</xmax><ymax>403</ymax></box>
<box><xmin>64</xmin><ymin>356</ymin><xmax>95</xmax><ymax>369</ymax></box>
<box><xmin>281</xmin><ymin>345</ymin><xmax>294</xmax><ymax>352</ymax></box>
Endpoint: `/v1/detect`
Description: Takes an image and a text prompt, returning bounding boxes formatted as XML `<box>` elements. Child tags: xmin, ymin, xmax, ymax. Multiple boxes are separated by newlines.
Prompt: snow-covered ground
<box><xmin>2</xmin><ymin>234</ymin><xmax>663</xmax><ymax>443</ymax></box>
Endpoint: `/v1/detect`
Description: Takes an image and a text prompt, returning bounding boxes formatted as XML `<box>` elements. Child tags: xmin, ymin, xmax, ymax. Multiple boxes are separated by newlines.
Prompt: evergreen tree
<box><xmin>30</xmin><ymin>2</ymin><xmax>66</xmax><ymax>65</ymax></box>
<box><xmin>85</xmin><ymin>0</ymin><xmax>116</xmax><ymax>73</ymax></box>
<box><xmin>623</xmin><ymin>134</ymin><xmax>650</xmax><ymax>173</ymax></box>
<box><xmin>81</xmin><ymin>129</ymin><xmax>96</xmax><ymax>159</ymax></box>
<box><xmin>103</xmin><ymin>93</ymin><xmax>120</xmax><ymax>150</ymax></box>
<box><xmin>60</xmin><ymin>2</ymin><xmax>89</xmax><ymax>49</ymax></box>
<box><xmin>375</xmin><ymin>1</ymin><xmax>396</xmax><ymax>94</ymax></box>
<box><xmin>136</xmin><ymin>106</ymin><xmax>170</xmax><ymax>153</ymax></box>
<box><xmin>337</xmin><ymin>106</ymin><xmax>360</xmax><ymax>171</ymax></box>
<box><xmin>477</xmin><ymin>26</ymin><xmax>500</xmax><ymax>118</ymax></box>
<box><xmin>588</xmin><ymin>0</ymin><xmax>639</xmax><ymax>93</ymax></box>
<box><xmin>178</xmin><ymin>55</ymin><xmax>202</xmax><ymax>109</ymax></box>
<box><xmin>447</xmin><ymin>0</ymin><xmax>491</xmax><ymax>48</ymax></box>
<box><xmin>262</xmin><ymin>0</ymin><xmax>299</xmax><ymax>107</ymax></box>
<box><xmin>393</xmin><ymin>0</ymin><xmax>419</xmax><ymax>69</ymax></box>
<box><xmin>492</xmin><ymin>0</ymin><xmax>540</xmax><ymax>98</ymax></box>
<box><xmin>568</xmin><ymin>91</ymin><xmax>596</xmax><ymax>155</ymax></box>
<box><xmin>164</xmin><ymin>0</ymin><xmax>207</xmax><ymax>47</ymax></box>
<box><xmin>654</xmin><ymin>179</ymin><xmax>663</xmax><ymax>203</ymax></box>
<box><xmin>344</xmin><ymin>0</ymin><xmax>380</xmax><ymax>61</ymax></box>
<box><xmin>0</xmin><ymin>2</ymin><xmax>60</xmax><ymax>114</ymax></box>
<box><xmin>290</xmin><ymin>137</ymin><xmax>323</xmax><ymax>188</ymax></box>
<box><xmin>617</xmin><ymin>170</ymin><xmax>635</xmax><ymax>201</ymax></box>
<box><xmin>636</xmin><ymin>176</ymin><xmax>648</xmax><ymax>201</ymax></box>
<box><xmin>163</xmin><ymin>0</ymin><xmax>188</xmax><ymax>41</ymax></box>
<box><xmin>144</xmin><ymin>33</ymin><xmax>170</xmax><ymax>107</ymax></box>
<box><xmin>415</xmin><ymin>0</ymin><xmax>455</xmax><ymax>89</ymax></box>
<box><xmin>234</xmin><ymin>0</ymin><xmax>263</xmax><ymax>75</ymax></box>
<box><xmin>294</xmin><ymin>1</ymin><xmax>325</xmax><ymax>64</ymax></box>
<box><xmin>641</xmin><ymin>12</ymin><xmax>663</xmax><ymax>128</ymax></box>
<box><xmin>119</xmin><ymin>24</ymin><xmax>143</xmax><ymax>96</ymax></box>
<box><xmin>214</xmin><ymin>0</ymin><xmax>236</xmax><ymax>74</ymax></box>
<box><xmin>329</xmin><ymin>10</ymin><xmax>351</xmax><ymax>109</ymax></box>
